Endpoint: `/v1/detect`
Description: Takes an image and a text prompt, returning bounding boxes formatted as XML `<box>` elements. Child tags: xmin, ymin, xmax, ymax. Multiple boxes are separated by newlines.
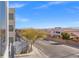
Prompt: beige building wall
<box><xmin>9</xmin><ymin>8</ymin><xmax>15</xmax><ymax>57</ymax></box>
<box><xmin>9</xmin><ymin>8</ymin><xmax>15</xmax><ymax>42</ymax></box>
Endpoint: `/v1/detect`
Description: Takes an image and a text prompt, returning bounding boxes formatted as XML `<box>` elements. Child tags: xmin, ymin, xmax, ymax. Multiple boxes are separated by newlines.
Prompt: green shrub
<box><xmin>61</xmin><ymin>32</ymin><xmax>70</xmax><ymax>40</ymax></box>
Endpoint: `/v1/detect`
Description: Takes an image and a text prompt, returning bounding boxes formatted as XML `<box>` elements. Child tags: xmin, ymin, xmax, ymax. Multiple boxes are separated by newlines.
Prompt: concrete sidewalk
<box><xmin>15</xmin><ymin>45</ymin><xmax>48</xmax><ymax>58</ymax></box>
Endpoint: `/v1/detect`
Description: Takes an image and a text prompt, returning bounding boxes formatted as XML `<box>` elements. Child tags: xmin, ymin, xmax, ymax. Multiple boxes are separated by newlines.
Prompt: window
<box><xmin>56</xmin><ymin>31</ymin><xmax>60</xmax><ymax>34</ymax></box>
<box><xmin>9</xmin><ymin>37</ymin><xmax>14</xmax><ymax>43</ymax></box>
<box><xmin>9</xmin><ymin>25</ymin><xmax>14</xmax><ymax>31</ymax></box>
<box><xmin>9</xmin><ymin>13</ymin><xmax>14</xmax><ymax>20</ymax></box>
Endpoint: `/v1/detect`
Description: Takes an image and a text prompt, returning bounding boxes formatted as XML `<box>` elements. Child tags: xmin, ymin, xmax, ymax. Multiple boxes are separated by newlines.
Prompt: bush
<box><xmin>61</xmin><ymin>32</ymin><xmax>70</xmax><ymax>40</ymax></box>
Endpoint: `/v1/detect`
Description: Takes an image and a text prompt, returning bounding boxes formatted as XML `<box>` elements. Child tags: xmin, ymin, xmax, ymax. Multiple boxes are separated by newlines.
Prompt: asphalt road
<box><xmin>34</xmin><ymin>40</ymin><xmax>79</xmax><ymax>58</ymax></box>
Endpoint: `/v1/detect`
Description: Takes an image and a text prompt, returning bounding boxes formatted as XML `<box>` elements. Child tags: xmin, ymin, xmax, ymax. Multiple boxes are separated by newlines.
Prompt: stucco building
<box><xmin>9</xmin><ymin>8</ymin><xmax>15</xmax><ymax>57</ymax></box>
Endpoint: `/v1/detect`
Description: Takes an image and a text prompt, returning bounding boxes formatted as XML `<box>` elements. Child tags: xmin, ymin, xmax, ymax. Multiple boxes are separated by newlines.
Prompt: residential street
<box><xmin>16</xmin><ymin>40</ymin><xmax>79</xmax><ymax>58</ymax></box>
<box><xmin>34</xmin><ymin>40</ymin><xmax>79</xmax><ymax>58</ymax></box>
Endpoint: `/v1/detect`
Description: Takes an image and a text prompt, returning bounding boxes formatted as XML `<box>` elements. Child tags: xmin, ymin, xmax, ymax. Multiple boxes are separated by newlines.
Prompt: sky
<box><xmin>9</xmin><ymin>1</ymin><xmax>79</xmax><ymax>29</ymax></box>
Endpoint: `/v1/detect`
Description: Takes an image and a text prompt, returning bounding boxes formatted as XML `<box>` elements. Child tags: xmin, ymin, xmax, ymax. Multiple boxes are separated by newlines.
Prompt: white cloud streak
<box><xmin>66</xmin><ymin>6</ymin><xmax>79</xmax><ymax>13</ymax></box>
<box><xmin>16</xmin><ymin>16</ymin><xmax>29</xmax><ymax>23</ymax></box>
<box><xmin>34</xmin><ymin>1</ymin><xmax>67</xmax><ymax>9</ymax></box>
<box><xmin>72</xmin><ymin>7</ymin><xmax>79</xmax><ymax>10</ymax></box>
<box><xmin>34</xmin><ymin>4</ymin><xmax>48</xmax><ymax>9</ymax></box>
<box><xmin>48</xmin><ymin>1</ymin><xmax>66</xmax><ymax>5</ymax></box>
<box><xmin>9</xmin><ymin>3</ymin><xmax>26</xmax><ymax>8</ymax></box>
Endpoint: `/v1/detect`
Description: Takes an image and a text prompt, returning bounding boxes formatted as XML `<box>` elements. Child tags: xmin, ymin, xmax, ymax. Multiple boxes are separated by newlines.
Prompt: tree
<box><xmin>20</xmin><ymin>29</ymin><xmax>47</xmax><ymax>51</ymax></box>
<box><xmin>61</xmin><ymin>32</ymin><xmax>70</xmax><ymax>40</ymax></box>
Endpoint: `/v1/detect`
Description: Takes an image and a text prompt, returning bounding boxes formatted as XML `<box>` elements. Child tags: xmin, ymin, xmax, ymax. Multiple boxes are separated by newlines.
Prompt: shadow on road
<box><xmin>50</xmin><ymin>42</ymin><xmax>63</xmax><ymax>45</ymax></box>
<box><xmin>64</xmin><ymin>44</ymin><xmax>79</xmax><ymax>49</ymax></box>
<box><xmin>50</xmin><ymin>40</ymin><xmax>79</xmax><ymax>49</ymax></box>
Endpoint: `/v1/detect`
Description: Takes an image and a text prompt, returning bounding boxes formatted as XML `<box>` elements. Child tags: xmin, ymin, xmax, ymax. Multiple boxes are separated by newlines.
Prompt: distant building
<box><xmin>9</xmin><ymin>8</ymin><xmax>28</xmax><ymax>56</ymax></box>
<box><xmin>9</xmin><ymin>8</ymin><xmax>15</xmax><ymax>44</ymax></box>
<box><xmin>55</xmin><ymin>27</ymin><xmax>61</xmax><ymax>29</ymax></box>
<box><xmin>53</xmin><ymin>27</ymin><xmax>63</xmax><ymax>37</ymax></box>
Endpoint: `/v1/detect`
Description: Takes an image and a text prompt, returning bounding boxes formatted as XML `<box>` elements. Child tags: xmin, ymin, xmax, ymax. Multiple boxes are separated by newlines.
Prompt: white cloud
<box><xmin>16</xmin><ymin>16</ymin><xmax>29</xmax><ymax>23</ymax></box>
<box><xmin>34</xmin><ymin>4</ymin><xmax>48</xmax><ymax>9</ymax></box>
<box><xmin>72</xmin><ymin>7</ymin><xmax>79</xmax><ymax>10</ymax></box>
<box><xmin>19</xmin><ymin>19</ymin><xmax>29</xmax><ymax>22</ymax></box>
<box><xmin>15</xmin><ymin>16</ymin><xmax>30</xmax><ymax>29</ymax></box>
<box><xmin>48</xmin><ymin>1</ymin><xmax>66</xmax><ymax>5</ymax></box>
<box><xmin>66</xmin><ymin>6</ymin><xmax>79</xmax><ymax>13</ymax></box>
<box><xmin>34</xmin><ymin>1</ymin><xmax>67</xmax><ymax>9</ymax></box>
<box><xmin>9</xmin><ymin>3</ymin><xmax>26</xmax><ymax>8</ymax></box>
